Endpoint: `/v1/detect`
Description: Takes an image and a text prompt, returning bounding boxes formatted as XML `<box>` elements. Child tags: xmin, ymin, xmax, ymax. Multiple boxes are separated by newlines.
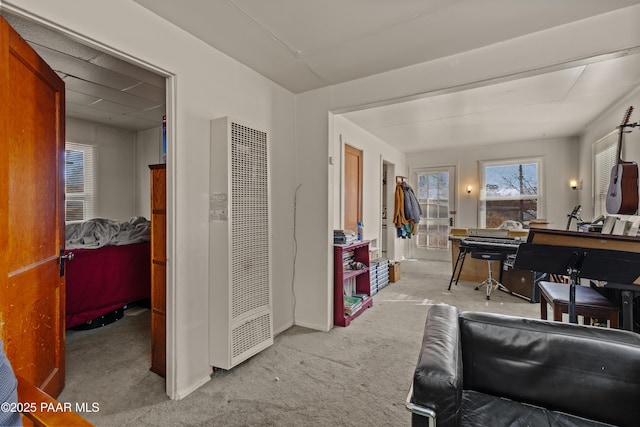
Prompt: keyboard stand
<box><xmin>448</xmin><ymin>245</ymin><xmax>468</xmax><ymax>290</ymax></box>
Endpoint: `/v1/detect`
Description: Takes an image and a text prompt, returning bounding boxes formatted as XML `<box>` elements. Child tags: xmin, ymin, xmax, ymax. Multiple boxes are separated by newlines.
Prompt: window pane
<box><xmin>65</xmin><ymin>143</ymin><xmax>95</xmax><ymax>222</ymax></box>
<box><xmin>65</xmin><ymin>200</ymin><xmax>84</xmax><ymax>222</ymax></box>
<box><xmin>65</xmin><ymin>149</ymin><xmax>84</xmax><ymax>194</ymax></box>
<box><xmin>486</xmin><ymin>199</ymin><xmax>538</xmax><ymax>228</ymax></box>
<box><xmin>480</xmin><ymin>159</ymin><xmax>541</xmax><ymax>227</ymax></box>
<box><xmin>485</xmin><ymin>163</ymin><xmax>538</xmax><ymax>198</ymax></box>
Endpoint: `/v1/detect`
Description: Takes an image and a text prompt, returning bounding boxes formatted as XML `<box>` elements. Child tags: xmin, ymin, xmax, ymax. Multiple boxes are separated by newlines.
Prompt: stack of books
<box><xmin>334</xmin><ymin>229</ymin><xmax>357</xmax><ymax>245</ymax></box>
<box><xmin>343</xmin><ymin>295</ymin><xmax>363</xmax><ymax>315</ymax></box>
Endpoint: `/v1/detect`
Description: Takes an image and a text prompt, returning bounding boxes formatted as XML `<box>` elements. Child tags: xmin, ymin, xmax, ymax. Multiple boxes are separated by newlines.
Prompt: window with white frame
<box><xmin>593</xmin><ymin>131</ymin><xmax>618</xmax><ymax>219</ymax></box>
<box><xmin>65</xmin><ymin>142</ymin><xmax>96</xmax><ymax>222</ymax></box>
<box><xmin>479</xmin><ymin>158</ymin><xmax>543</xmax><ymax>227</ymax></box>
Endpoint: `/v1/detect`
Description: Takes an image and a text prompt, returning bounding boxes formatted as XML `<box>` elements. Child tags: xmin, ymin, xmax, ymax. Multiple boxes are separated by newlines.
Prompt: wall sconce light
<box><xmin>466</xmin><ymin>185</ymin><xmax>472</xmax><ymax>194</ymax></box>
<box><xmin>570</xmin><ymin>179</ymin><xmax>578</xmax><ymax>190</ymax></box>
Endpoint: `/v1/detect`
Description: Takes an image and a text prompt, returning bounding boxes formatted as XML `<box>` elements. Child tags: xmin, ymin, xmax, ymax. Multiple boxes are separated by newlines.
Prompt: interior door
<box><xmin>0</xmin><ymin>16</ymin><xmax>66</xmax><ymax>397</ymax></box>
<box><xmin>411</xmin><ymin>166</ymin><xmax>456</xmax><ymax>261</ymax></box>
<box><xmin>344</xmin><ymin>144</ymin><xmax>363</xmax><ymax>234</ymax></box>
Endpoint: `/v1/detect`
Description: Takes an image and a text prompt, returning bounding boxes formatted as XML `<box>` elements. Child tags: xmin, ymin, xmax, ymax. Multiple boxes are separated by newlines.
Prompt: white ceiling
<box><xmin>130</xmin><ymin>0</ymin><xmax>640</xmax><ymax>152</ymax></box>
<box><xmin>343</xmin><ymin>55</ymin><xmax>640</xmax><ymax>152</ymax></box>
<box><xmin>2</xmin><ymin>12</ymin><xmax>166</xmax><ymax>132</ymax></box>
<box><xmin>5</xmin><ymin>1</ymin><xmax>640</xmax><ymax>149</ymax></box>
<box><xmin>133</xmin><ymin>0</ymin><xmax>640</xmax><ymax>94</ymax></box>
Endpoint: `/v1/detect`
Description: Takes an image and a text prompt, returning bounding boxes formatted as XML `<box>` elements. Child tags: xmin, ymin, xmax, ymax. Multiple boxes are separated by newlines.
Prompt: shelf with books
<box><xmin>334</xmin><ymin>241</ymin><xmax>373</xmax><ymax>327</ymax></box>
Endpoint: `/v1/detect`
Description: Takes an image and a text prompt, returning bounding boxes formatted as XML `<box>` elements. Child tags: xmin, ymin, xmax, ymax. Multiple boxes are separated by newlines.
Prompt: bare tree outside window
<box><xmin>481</xmin><ymin>161</ymin><xmax>540</xmax><ymax>228</ymax></box>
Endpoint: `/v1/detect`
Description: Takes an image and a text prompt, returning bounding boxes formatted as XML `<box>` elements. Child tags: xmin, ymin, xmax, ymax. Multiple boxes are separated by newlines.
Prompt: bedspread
<box><xmin>65</xmin><ymin>242</ymin><xmax>151</xmax><ymax>329</ymax></box>
<box><xmin>65</xmin><ymin>217</ymin><xmax>150</xmax><ymax>249</ymax></box>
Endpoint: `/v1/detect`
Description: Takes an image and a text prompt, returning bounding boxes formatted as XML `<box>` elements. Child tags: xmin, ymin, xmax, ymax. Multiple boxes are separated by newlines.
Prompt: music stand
<box><xmin>514</xmin><ymin>243</ymin><xmax>640</xmax><ymax>323</ymax></box>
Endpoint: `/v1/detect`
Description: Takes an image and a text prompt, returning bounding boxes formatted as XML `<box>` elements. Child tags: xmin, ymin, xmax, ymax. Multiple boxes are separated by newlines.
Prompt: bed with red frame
<box><xmin>64</xmin><ymin>218</ymin><xmax>151</xmax><ymax>329</ymax></box>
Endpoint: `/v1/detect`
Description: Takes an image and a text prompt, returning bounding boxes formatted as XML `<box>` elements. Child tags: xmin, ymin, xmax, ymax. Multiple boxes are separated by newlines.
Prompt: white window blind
<box><xmin>593</xmin><ymin>131</ymin><xmax>617</xmax><ymax>218</ymax></box>
<box><xmin>65</xmin><ymin>142</ymin><xmax>96</xmax><ymax>222</ymax></box>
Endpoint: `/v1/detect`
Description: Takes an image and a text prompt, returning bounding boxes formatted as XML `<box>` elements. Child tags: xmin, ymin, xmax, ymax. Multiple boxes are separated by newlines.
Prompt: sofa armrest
<box><xmin>410</xmin><ymin>304</ymin><xmax>463</xmax><ymax>427</ymax></box>
<box><xmin>405</xmin><ymin>384</ymin><xmax>435</xmax><ymax>427</ymax></box>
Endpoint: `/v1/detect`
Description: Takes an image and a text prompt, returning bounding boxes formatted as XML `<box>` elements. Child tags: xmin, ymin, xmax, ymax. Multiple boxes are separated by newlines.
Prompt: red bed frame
<box><xmin>65</xmin><ymin>242</ymin><xmax>151</xmax><ymax>329</ymax></box>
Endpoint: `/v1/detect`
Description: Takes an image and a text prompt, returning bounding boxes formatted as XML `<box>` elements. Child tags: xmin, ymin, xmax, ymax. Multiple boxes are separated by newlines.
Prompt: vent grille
<box><xmin>230</xmin><ymin>122</ymin><xmax>270</xmax><ymax>320</ymax></box>
<box><xmin>210</xmin><ymin>117</ymin><xmax>273</xmax><ymax>370</ymax></box>
<box><xmin>231</xmin><ymin>313</ymin><xmax>272</xmax><ymax>358</ymax></box>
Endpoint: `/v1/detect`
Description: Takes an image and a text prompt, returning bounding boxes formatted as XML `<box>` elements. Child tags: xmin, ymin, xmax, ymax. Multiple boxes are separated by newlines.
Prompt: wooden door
<box><xmin>0</xmin><ymin>16</ymin><xmax>66</xmax><ymax>397</ymax></box>
<box><xmin>344</xmin><ymin>144</ymin><xmax>363</xmax><ymax>234</ymax></box>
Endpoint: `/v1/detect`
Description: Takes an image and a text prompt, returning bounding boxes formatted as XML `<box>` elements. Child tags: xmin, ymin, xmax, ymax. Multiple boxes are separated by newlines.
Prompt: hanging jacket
<box><xmin>403</xmin><ymin>184</ymin><xmax>422</xmax><ymax>223</ymax></box>
<box><xmin>394</xmin><ymin>181</ymin><xmax>421</xmax><ymax>238</ymax></box>
<box><xmin>394</xmin><ymin>183</ymin><xmax>408</xmax><ymax>229</ymax></box>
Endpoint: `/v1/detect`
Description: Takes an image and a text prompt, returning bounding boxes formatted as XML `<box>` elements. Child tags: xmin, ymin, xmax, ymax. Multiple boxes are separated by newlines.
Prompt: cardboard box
<box><xmin>389</xmin><ymin>262</ymin><xmax>401</xmax><ymax>282</ymax></box>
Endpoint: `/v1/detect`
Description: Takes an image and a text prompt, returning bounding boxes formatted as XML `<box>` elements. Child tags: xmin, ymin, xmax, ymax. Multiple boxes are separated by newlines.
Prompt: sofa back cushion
<box><xmin>459</xmin><ymin>312</ymin><xmax>640</xmax><ymax>427</ymax></box>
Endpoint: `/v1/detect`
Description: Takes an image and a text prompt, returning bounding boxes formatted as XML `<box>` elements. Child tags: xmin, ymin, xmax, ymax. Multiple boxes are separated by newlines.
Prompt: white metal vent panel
<box><xmin>231</xmin><ymin>312</ymin><xmax>272</xmax><ymax>363</ymax></box>
<box><xmin>210</xmin><ymin>117</ymin><xmax>273</xmax><ymax>370</ymax></box>
<box><xmin>230</xmin><ymin>122</ymin><xmax>270</xmax><ymax>320</ymax></box>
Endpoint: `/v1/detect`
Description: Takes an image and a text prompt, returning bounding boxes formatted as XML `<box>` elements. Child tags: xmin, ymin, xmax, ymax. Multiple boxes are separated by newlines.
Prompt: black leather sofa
<box><xmin>406</xmin><ymin>304</ymin><xmax>640</xmax><ymax>427</ymax></box>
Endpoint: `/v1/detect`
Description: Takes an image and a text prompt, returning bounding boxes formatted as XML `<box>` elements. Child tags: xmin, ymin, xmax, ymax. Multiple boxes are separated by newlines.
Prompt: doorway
<box><xmin>381</xmin><ymin>161</ymin><xmax>396</xmax><ymax>260</ymax></box>
<box><xmin>1</xmin><ymin>9</ymin><xmax>174</xmax><ymax>397</ymax></box>
<box><xmin>410</xmin><ymin>166</ymin><xmax>456</xmax><ymax>261</ymax></box>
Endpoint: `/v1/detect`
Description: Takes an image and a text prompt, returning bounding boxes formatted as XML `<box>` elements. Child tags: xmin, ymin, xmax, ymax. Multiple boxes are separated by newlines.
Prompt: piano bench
<box><xmin>538</xmin><ymin>281</ymin><xmax>619</xmax><ymax>328</ymax></box>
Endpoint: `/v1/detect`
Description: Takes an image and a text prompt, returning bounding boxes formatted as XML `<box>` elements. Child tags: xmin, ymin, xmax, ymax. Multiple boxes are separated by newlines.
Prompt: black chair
<box><xmin>470</xmin><ymin>251</ymin><xmax>507</xmax><ymax>300</ymax></box>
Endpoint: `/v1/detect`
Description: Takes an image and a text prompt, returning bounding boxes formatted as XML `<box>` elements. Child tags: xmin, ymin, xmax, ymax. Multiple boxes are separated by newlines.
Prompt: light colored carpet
<box><xmin>59</xmin><ymin>259</ymin><xmax>541</xmax><ymax>426</ymax></box>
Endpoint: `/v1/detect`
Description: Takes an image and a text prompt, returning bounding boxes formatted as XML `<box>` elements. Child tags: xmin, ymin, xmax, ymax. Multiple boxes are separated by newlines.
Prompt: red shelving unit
<box><xmin>334</xmin><ymin>241</ymin><xmax>373</xmax><ymax>327</ymax></box>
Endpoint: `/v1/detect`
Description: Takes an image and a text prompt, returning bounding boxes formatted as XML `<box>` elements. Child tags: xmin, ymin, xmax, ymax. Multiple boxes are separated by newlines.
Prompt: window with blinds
<box><xmin>593</xmin><ymin>131</ymin><xmax>618</xmax><ymax>218</ymax></box>
<box><xmin>65</xmin><ymin>142</ymin><xmax>96</xmax><ymax>222</ymax></box>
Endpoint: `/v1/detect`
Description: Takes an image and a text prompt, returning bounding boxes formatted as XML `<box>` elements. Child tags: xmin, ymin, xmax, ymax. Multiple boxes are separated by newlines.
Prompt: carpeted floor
<box><xmin>59</xmin><ymin>259</ymin><xmax>541</xmax><ymax>426</ymax></box>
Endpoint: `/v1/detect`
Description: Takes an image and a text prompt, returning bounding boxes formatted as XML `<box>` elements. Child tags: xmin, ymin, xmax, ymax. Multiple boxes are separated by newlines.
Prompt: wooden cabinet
<box><xmin>149</xmin><ymin>164</ymin><xmax>166</xmax><ymax>377</ymax></box>
<box><xmin>334</xmin><ymin>241</ymin><xmax>373</xmax><ymax>327</ymax></box>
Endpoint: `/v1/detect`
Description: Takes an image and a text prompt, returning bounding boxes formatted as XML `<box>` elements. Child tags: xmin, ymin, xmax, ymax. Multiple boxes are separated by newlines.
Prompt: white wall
<box><xmin>67</xmin><ymin>118</ymin><xmax>160</xmax><ymax>222</ymax></box>
<box><xmin>66</xmin><ymin>117</ymin><xmax>138</xmax><ymax>221</ymax></box>
<box><xmin>135</xmin><ymin>127</ymin><xmax>162</xmax><ymax>219</ymax></box>
<box><xmin>406</xmin><ymin>137</ymin><xmax>580</xmax><ymax>230</ymax></box>
<box><xmin>578</xmin><ymin>86</ymin><xmax>640</xmax><ymax>221</ymax></box>
<box><xmin>9</xmin><ymin>0</ymin><xmax>297</xmax><ymax>400</ymax></box>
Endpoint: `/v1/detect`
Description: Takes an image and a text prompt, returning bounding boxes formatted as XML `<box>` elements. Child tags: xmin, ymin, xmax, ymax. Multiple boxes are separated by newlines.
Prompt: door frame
<box><xmin>2</xmin><ymin>5</ymin><xmax>178</xmax><ymax>399</ymax></box>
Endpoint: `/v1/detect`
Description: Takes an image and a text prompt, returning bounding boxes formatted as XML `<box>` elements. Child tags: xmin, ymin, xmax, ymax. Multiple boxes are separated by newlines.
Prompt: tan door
<box><xmin>344</xmin><ymin>144</ymin><xmax>363</xmax><ymax>234</ymax></box>
<box><xmin>0</xmin><ymin>16</ymin><xmax>66</xmax><ymax>397</ymax></box>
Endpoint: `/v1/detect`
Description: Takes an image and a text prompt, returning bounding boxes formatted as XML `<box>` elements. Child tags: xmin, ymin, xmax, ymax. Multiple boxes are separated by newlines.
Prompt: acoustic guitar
<box><xmin>606</xmin><ymin>106</ymin><xmax>638</xmax><ymax>215</ymax></box>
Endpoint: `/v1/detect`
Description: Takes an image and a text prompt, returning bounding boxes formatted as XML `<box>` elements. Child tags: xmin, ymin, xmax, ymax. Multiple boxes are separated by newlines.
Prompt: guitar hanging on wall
<box><xmin>606</xmin><ymin>106</ymin><xmax>638</xmax><ymax>215</ymax></box>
